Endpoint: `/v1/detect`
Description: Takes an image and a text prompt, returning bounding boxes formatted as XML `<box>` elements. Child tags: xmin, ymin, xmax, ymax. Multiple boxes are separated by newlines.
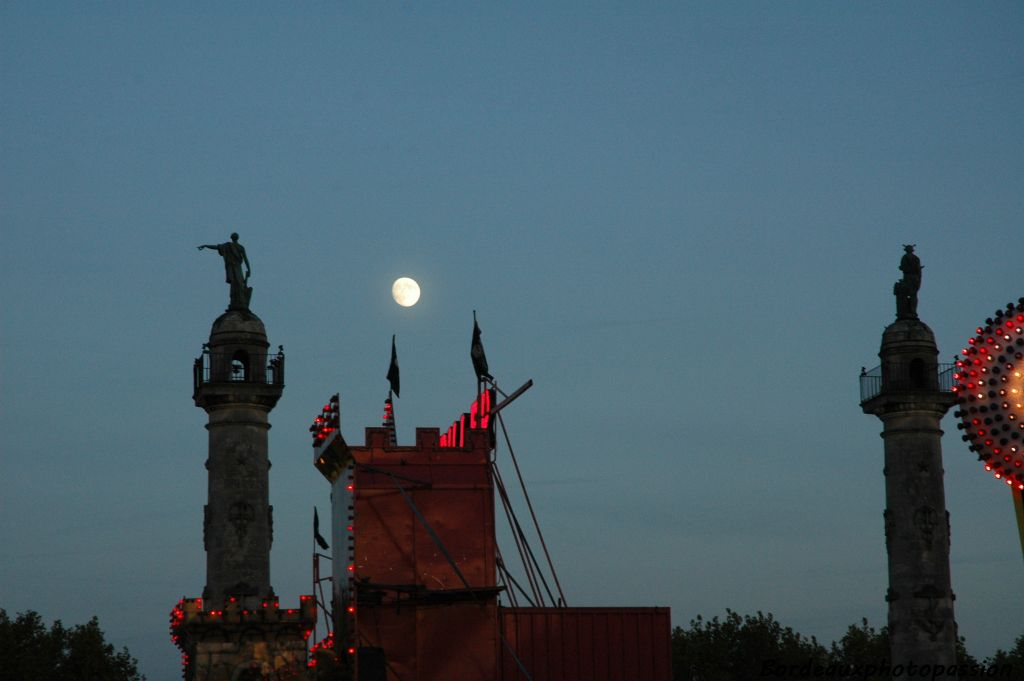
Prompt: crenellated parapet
<box><xmin>170</xmin><ymin>596</ymin><xmax>316</xmax><ymax>680</ymax></box>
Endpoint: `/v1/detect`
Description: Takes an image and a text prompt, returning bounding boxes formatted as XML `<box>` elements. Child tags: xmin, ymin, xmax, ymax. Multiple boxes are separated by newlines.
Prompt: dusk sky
<box><xmin>2</xmin><ymin>3</ymin><xmax>1022</xmax><ymax>678</ymax></box>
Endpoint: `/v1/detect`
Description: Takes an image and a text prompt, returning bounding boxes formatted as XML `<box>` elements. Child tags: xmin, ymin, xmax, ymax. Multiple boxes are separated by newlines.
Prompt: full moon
<box><xmin>392</xmin><ymin>277</ymin><xmax>421</xmax><ymax>307</ymax></box>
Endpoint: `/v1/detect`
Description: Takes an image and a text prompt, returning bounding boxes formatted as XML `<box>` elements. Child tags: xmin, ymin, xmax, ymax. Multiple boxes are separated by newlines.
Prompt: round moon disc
<box><xmin>954</xmin><ymin>299</ymin><xmax>1024</xmax><ymax>490</ymax></box>
<box><xmin>392</xmin><ymin>277</ymin><xmax>421</xmax><ymax>307</ymax></box>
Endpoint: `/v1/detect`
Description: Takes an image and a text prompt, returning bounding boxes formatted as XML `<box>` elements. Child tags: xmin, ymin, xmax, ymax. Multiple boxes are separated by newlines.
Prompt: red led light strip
<box><xmin>440</xmin><ymin>389</ymin><xmax>494</xmax><ymax>448</ymax></box>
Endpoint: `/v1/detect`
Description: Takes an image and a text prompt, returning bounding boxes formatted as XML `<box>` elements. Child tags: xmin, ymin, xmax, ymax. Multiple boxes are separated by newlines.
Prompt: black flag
<box><xmin>471</xmin><ymin>311</ymin><xmax>493</xmax><ymax>382</ymax></box>
<box><xmin>313</xmin><ymin>507</ymin><xmax>329</xmax><ymax>551</ymax></box>
<box><xmin>386</xmin><ymin>334</ymin><xmax>400</xmax><ymax>398</ymax></box>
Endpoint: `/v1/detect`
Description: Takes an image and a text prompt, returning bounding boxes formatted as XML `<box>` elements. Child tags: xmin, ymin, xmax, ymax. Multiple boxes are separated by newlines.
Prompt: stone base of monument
<box><xmin>170</xmin><ymin>596</ymin><xmax>316</xmax><ymax>680</ymax></box>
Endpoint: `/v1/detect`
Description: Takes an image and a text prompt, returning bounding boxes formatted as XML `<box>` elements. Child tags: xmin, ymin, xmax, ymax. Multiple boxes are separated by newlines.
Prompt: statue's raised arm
<box><xmin>199</xmin><ymin>232</ymin><xmax>253</xmax><ymax>311</ymax></box>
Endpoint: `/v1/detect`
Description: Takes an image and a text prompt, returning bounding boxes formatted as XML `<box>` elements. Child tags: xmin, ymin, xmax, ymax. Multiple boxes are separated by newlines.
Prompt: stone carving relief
<box><xmin>224</xmin><ymin>440</ymin><xmax>261</xmax><ymax>494</ymax></box>
<box><xmin>229</xmin><ymin>501</ymin><xmax>255</xmax><ymax>544</ymax></box>
<box><xmin>911</xmin><ymin>584</ymin><xmax>946</xmax><ymax>642</ymax></box>
<box><xmin>229</xmin><ymin>440</ymin><xmax>252</xmax><ymax>470</ymax></box>
<box><xmin>227</xmin><ymin>580</ymin><xmax>258</xmax><ymax>598</ymax></box>
<box><xmin>902</xmin><ymin>472</ymin><xmax>926</xmax><ymax>500</ymax></box>
<box><xmin>913</xmin><ymin>505</ymin><xmax>938</xmax><ymax>550</ymax></box>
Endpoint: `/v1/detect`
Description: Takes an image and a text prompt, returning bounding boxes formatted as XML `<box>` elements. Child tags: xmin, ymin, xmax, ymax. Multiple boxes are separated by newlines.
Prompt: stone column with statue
<box><xmin>172</xmin><ymin>236</ymin><xmax>314</xmax><ymax>680</ymax></box>
<box><xmin>861</xmin><ymin>246</ymin><xmax>959</xmax><ymax>668</ymax></box>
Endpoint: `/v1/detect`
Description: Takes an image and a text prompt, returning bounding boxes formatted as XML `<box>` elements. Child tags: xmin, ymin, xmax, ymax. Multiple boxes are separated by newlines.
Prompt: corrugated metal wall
<box><xmin>500</xmin><ymin>607</ymin><xmax>672</xmax><ymax>681</ymax></box>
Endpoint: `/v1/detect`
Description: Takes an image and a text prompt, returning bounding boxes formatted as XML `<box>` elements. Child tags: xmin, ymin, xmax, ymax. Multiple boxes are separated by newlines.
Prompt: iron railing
<box><xmin>859</xmin><ymin>362</ymin><xmax>954</xmax><ymax>403</ymax></box>
<box><xmin>193</xmin><ymin>351</ymin><xmax>285</xmax><ymax>391</ymax></box>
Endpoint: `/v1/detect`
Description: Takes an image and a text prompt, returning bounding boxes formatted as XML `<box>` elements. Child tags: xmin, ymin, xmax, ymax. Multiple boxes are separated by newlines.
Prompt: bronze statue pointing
<box><xmin>199</xmin><ymin>233</ymin><xmax>252</xmax><ymax>311</ymax></box>
<box><xmin>894</xmin><ymin>244</ymin><xmax>922</xmax><ymax>320</ymax></box>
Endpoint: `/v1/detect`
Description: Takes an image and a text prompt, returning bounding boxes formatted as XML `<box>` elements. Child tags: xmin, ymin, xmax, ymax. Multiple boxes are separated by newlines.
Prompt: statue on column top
<box><xmin>198</xmin><ymin>232</ymin><xmax>252</xmax><ymax>311</ymax></box>
<box><xmin>894</xmin><ymin>244</ymin><xmax>922</xmax><ymax>320</ymax></box>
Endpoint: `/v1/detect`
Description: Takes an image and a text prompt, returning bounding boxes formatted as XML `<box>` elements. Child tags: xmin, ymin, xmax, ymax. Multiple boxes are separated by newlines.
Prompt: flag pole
<box><xmin>1014</xmin><ymin>488</ymin><xmax>1024</xmax><ymax>568</ymax></box>
<box><xmin>389</xmin><ymin>389</ymin><xmax>397</xmax><ymax>446</ymax></box>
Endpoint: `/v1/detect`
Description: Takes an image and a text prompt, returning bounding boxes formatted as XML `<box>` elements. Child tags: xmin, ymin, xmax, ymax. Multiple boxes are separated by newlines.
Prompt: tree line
<box><xmin>0</xmin><ymin>609</ymin><xmax>144</xmax><ymax>681</ymax></box>
<box><xmin>672</xmin><ymin>610</ymin><xmax>1024</xmax><ymax>680</ymax></box>
<box><xmin>2</xmin><ymin>607</ymin><xmax>1021</xmax><ymax>680</ymax></box>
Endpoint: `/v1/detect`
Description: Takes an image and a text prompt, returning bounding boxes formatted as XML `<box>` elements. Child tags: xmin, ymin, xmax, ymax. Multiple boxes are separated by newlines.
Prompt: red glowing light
<box><xmin>440</xmin><ymin>389</ymin><xmax>496</xmax><ymax>448</ymax></box>
<box><xmin>956</xmin><ymin>301</ymin><xmax>1024</xmax><ymax>492</ymax></box>
<box><xmin>310</xmin><ymin>393</ymin><xmax>341</xmax><ymax>446</ymax></box>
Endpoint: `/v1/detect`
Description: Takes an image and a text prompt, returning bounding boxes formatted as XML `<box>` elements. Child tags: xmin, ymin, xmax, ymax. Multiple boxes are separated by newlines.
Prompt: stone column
<box><xmin>172</xmin><ymin>284</ymin><xmax>313</xmax><ymax>681</ymax></box>
<box><xmin>862</xmin><ymin>318</ymin><xmax>958</xmax><ymax>667</ymax></box>
<box><xmin>194</xmin><ymin>309</ymin><xmax>283</xmax><ymax>610</ymax></box>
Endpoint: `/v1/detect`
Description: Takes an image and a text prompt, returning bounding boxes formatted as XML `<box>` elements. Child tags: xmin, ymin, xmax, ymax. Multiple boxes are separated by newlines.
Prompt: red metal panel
<box><xmin>358</xmin><ymin>605</ymin><xmax>417</xmax><ymax>680</ymax></box>
<box><xmin>417</xmin><ymin>602</ymin><xmax>497</xmax><ymax>681</ymax></box>
<box><xmin>356</xmin><ymin>489</ymin><xmax>415</xmax><ymax>585</ymax></box>
<box><xmin>548</xmin><ymin>611</ymin><xmax>564</xmax><ymax>679</ymax></box>
<box><xmin>348</xmin><ymin>427</ymin><xmax>498</xmax><ymax>681</ymax></box>
<box><xmin>637</xmin><ymin>610</ymin><xmax>654</xmax><ymax>680</ymax></box>
<box><xmin>560</xmin><ymin>610</ymin><xmax>579</xmax><ymax>680</ymax></box>
<box><xmin>621</xmin><ymin>612</ymin><xmax>635</xmax><ymax>680</ymax></box>
<box><xmin>504</xmin><ymin>610</ymin><xmax>530</xmax><ymax>681</ymax></box>
<box><xmin>499</xmin><ymin>607</ymin><xmax>672</xmax><ymax>681</ymax></box>
<box><xmin>412</xmin><ymin>487</ymin><xmax>494</xmax><ymax>588</ymax></box>
<box><xmin>577</xmin><ymin>611</ymin><xmax>594</xmax><ymax>681</ymax></box>
<box><xmin>594</xmin><ymin>611</ymin><xmax>609</xmax><ymax>681</ymax></box>
<box><xmin>339</xmin><ymin>423</ymin><xmax>673</xmax><ymax>681</ymax></box>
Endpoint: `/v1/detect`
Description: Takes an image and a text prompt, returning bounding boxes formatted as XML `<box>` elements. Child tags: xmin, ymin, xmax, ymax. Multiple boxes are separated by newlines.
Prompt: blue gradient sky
<box><xmin>2</xmin><ymin>3</ymin><xmax>1022</xmax><ymax>677</ymax></box>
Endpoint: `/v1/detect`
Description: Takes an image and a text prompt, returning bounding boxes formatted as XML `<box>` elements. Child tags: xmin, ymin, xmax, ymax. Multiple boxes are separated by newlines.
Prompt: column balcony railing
<box><xmin>193</xmin><ymin>351</ymin><xmax>285</xmax><ymax>392</ymax></box>
<box><xmin>859</xmin><ymin>362</ymin><xmax>954</xmax><ymax>403</ymax></box>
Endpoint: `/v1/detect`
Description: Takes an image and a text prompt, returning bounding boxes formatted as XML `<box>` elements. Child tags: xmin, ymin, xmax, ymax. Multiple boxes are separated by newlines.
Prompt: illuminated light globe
<box><xmin>953</xmin><ymin>298</ymin><xmax>1024</xmax><ymax>491</ymax></box>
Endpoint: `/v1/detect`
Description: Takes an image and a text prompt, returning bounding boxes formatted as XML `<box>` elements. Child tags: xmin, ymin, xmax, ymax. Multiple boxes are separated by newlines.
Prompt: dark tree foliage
<box><xmin>673</xmin><ymin>611</ymin><xmax>1018</xmax><ymax>681</ymax></box>
<box><xmin>986</xmin><ymin>634</ymin><xmax>1024</xmax><ymax>680</ymax></box>
<box><xmin>672</xmin><ymin>609</ymin><xmax>829</xmax><ymax>681</ymax></box>
<box><xmin>0</xmin><ymin>609</ymin><xmax>144</xmax><ymax>681</ymax></box>
<box><xmin>827</xmin><ymin>619</ymin><xmax>980</xmax><ymax>670</ymax></box>
<box><xmin>827</xmin><ymin>619</ymin><xmax>889</xmax><ymax>666</ymax></box>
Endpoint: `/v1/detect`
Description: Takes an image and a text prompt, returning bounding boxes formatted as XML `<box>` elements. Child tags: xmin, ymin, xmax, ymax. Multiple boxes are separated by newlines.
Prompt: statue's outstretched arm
<box><xmin>197</xmin><ymin>244</ymin><xmax>220</xmax><ymax>251</ymax></box>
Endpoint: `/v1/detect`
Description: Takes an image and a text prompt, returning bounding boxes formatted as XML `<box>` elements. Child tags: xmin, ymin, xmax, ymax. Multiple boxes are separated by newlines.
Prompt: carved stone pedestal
<box><xmin>170</xmin><ymin>597</ymin><xmax>316</xmax><ymax>681</ymax></box>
